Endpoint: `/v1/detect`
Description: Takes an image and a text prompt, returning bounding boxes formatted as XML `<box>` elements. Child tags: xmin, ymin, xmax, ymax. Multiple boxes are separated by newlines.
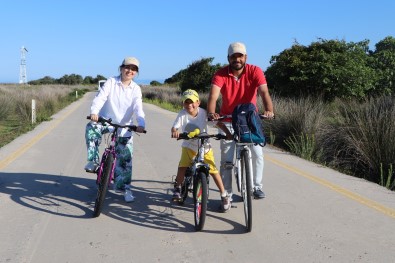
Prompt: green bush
<box><xmin>319</xmin><ymin>96</ymin><xmax>395</xmax><ymax>188</ymax></box>
<box><xmin>266</xmin><ymin>38</ymin><xmax>377</xmax><ymax>101</ymax></box>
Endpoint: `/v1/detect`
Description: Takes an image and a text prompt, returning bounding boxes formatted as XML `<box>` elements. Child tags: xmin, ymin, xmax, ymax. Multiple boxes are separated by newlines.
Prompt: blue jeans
<box><xmin>219</xmin><ymin>123</ymin><xmax>264</xmax><ymax>196</ymax></box>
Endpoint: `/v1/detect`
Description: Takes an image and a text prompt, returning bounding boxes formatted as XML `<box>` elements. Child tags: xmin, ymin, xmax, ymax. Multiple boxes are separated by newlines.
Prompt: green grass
<box><xmin>143</xmin><ymin>98</ymin><xmax>182</xmax><ymax>112</ymax></box>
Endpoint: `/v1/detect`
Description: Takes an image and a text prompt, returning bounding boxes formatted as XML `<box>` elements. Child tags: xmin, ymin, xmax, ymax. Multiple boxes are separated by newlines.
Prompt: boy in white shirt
<box><xmin>171</xmin><ymin>89</ymin><xmax>232</xmax><ymax>212</ymax></box>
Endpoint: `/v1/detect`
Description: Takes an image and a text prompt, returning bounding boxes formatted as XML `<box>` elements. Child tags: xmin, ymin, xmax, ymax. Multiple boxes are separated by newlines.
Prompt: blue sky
<box><xmin>1</xmin><ymin>0</ymin><xmax>394</xmax><ymax>84</ymax></box>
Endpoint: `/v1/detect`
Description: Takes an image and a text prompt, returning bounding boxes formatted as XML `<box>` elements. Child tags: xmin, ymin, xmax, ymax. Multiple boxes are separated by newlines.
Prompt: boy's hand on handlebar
<box><xmin>171</xmin><ymin>128</ymin><xmax>180</xmax><ymax>138</ymax></box>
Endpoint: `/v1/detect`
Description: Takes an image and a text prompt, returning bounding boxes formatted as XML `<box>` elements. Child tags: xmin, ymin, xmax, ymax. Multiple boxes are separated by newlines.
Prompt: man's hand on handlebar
<box><xmin>135</xmin><ymin>126</ymin><xmax>145</xmax><ymax>133</ymax></box>
<box><xmin>207</xmin><ymin>112</ymin><xmax>220</xmax><ymax>121</ymax></box>
<box><xmin>261</xmin><ymin>111</ymin><xmax>275</xmax><ymax>119</ymax></box>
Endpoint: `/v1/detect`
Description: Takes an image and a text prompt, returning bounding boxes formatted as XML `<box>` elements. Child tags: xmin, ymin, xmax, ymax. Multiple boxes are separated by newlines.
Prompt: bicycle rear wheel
<box><xmin>241</xmin><ymin>149</ymin><xmax>252</xmax><ymax>232</ymax></box>
<box><xmin>93</xmin><ymin>153</ymin><xmax>114</xmax><ymax>217</ymax></box>
<box><xmin>193</xmin><ymin>171</ymin><xmax>208</xmax><ymax>231</ymax></box>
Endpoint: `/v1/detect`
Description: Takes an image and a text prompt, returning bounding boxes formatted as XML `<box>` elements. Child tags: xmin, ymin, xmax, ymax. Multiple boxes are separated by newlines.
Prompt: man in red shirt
<box><xmin>207</xmin><ymin>42</ymin><xmax>274</xmax><ymax>203</ymax></box>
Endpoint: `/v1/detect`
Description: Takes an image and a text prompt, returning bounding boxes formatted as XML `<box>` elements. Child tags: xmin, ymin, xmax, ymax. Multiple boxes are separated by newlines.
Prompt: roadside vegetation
<box><xmin>142</xmin><ymin>86</ymin><xmax>395</xmax><ymax>191</ymax></box>
<box><xmin>0</xmin><ymin>84</ymin><xmax>93</xmax><ymax>148</ymax></box>
<box><xmin>2</xmin><ymin>36</ymin><xmax>394</xmax><ymax>191</ymax></box>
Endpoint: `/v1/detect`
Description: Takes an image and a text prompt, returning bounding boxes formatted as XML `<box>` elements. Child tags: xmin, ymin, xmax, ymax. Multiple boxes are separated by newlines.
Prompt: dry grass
<box><xmin>141</xmin><ymin>85</ymin><xmax>395</xmax><ymax>190</ymax></box>
<box><xmin>0</xmin><ymin>84</ymin><xmax>92</xmax><ymax>147</ymax></box>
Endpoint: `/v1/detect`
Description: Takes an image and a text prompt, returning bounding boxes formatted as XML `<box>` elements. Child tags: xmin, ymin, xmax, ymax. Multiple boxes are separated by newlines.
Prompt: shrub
<box><xmin>320</xmin><ymin>96</ymin><xmax>395</xmax><ymax>188</ymax></box>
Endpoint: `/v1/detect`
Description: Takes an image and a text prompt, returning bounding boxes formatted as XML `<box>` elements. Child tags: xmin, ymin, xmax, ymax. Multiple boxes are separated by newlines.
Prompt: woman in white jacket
<box><xmin>84</xmin><ymin>57</ymin><xmax>145</xmax><ymax>202</ymax></box>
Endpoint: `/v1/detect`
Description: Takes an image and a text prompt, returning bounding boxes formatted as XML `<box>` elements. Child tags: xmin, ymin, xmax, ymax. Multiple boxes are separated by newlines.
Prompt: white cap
<box><xmin>121</xmin><ymin>57</ymin><xmax>139</xmax><ymax>68</ymax></box>
<box><xmin>228</xmin><ymin>42</ymin><xmax>247</xmax><ymax>56</ymax></box>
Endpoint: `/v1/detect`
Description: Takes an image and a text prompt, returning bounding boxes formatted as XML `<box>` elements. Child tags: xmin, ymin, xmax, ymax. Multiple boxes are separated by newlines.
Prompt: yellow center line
<box><xmin>266</xmin><ymin>155</ymin><xmax>395</xmax><ymax>219</ymax></box>
<box><xmin>0</xmin><ymin>101</ymin><xmax>82</xmax><ymax>170</ymax></box>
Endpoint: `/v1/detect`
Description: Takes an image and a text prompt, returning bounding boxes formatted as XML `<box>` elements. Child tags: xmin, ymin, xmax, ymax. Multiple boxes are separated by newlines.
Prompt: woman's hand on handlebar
<box><xmin>89</xmin><ymin>114</ymin><xmax>99</xmax><ymax>122</ymax></box>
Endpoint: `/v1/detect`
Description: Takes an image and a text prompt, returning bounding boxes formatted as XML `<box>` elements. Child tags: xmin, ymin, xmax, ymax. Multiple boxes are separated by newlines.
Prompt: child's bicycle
<box><xmin>86</xmin><ymin>116</ymin><xmax>146</xmax><ymax>217</ymax></box>
<box><xmin>174</xmin><ymin>129</ymin><xmax>226</xmax><ymax>231</ymax></box>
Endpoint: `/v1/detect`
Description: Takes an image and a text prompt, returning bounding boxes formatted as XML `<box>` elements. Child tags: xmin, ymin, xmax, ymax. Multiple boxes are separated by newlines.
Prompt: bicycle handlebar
<box><xmin>177</xmin><ymin>131</ymin><xmax>226</xmax><ymax>141</ymax></box>
<box><xmin>208</xmin><ymin>114</ymin><xmax>275</xmax><ymax>121</ymax></box>
<box><xmin>87</xmin><ymin>116</ymin><xmax>147</xmax><ymax>133</ymax></box>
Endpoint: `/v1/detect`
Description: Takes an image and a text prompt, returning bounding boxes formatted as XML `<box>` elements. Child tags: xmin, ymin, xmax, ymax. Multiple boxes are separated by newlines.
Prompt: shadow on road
<box><xmin>0</xmin><ymin>173</ymin><xmax>247</xmax><ymax>234</ymax></box>
<box><xmin>0</xmin><ymin>172</ymin><xmax>95</xmax><ymax>218</ymax></box>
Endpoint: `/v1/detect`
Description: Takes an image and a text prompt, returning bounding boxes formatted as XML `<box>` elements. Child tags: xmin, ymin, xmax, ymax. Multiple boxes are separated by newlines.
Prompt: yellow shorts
<box><xmin>179</xmin><ymin>147</ymin><xmax>219</xmax><ymax>174</ymax></box>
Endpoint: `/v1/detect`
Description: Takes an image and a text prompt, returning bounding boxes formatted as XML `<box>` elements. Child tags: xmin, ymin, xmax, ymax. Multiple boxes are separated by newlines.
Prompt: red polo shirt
<box><xmin>211</xmin><ymin>64</ymin><xmax>267</xmax><ymax>116</ymax></box>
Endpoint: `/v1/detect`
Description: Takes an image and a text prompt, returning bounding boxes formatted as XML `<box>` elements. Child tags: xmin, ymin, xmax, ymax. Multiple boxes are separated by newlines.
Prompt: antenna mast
<box><xmin>19</xmin><ymin>46</ymin><xmax>28</xmax><ymax>84</ymax></box>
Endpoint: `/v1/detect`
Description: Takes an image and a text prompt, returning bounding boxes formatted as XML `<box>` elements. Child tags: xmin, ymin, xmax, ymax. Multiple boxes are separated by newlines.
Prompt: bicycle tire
<box><xmin>93</xmin><ymin>153</ymin><xmax>114</xmax><ymax>217</ymax></box>
<box><xmin>241</xmin><ymin>149</ymin><xmax>252</xmax><ymax>232</ymax></box>
<box><xmin>193</xmin><ymin>171</ymin><xmax>208</xmax><ymax>231</ymax></box>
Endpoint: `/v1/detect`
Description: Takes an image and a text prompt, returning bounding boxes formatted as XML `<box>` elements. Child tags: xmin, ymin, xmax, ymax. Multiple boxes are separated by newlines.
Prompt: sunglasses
<box><xmin>122</xmin><ymin>65</ymin><xmax>138</xmax><ymax>71</ymax></box>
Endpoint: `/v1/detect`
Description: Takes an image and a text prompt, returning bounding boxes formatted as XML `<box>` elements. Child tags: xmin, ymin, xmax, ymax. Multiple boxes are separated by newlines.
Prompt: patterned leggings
<box><xmin>85</xmin><ymin>122</ymin><xmax>134</xmax><ymax>190</ymax></box>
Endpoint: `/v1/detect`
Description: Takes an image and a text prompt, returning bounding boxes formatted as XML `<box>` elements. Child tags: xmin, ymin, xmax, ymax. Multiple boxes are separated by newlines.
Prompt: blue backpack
<box><xmin>232</xmin><ymin>103</ymin><xmax>266</xmax><ymax>146</ymax></box>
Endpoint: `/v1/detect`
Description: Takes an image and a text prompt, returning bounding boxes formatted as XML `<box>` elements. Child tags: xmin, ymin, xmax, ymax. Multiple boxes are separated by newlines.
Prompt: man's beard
<box><xmin>230</xmin><ymin>61</ymin><xmax>245</xmax><ymax>71</ymax></box>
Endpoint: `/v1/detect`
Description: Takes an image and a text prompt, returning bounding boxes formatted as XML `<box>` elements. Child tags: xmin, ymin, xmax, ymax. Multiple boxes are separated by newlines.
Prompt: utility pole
<box><xmin>19</xmin><ymin>46</ymin><xmax>28</xmax><ymax>84</ymax></box>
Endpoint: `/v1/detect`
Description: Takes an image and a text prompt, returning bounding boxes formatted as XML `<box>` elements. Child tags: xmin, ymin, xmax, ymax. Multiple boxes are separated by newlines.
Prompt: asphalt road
<box><xmin>0</xmin><ymin>92</ymin><xmax>394</xmax><ymax>263</ymax></box>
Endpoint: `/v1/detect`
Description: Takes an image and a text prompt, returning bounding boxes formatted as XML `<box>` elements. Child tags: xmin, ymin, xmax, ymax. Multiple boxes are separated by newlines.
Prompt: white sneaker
<box><xmin>124</xmin><ymin>186</ymin><xmax>135</xmax><ymax>203</ymax></box>
<box><xmin>221</xmin><ymin>193</ymin><xmax>231</xmax><ymax>212</ymax></box>
<box><xmin>113</xmin><ymin>183</ymin><xmax>123</xmax><ymax>193</ymax></box>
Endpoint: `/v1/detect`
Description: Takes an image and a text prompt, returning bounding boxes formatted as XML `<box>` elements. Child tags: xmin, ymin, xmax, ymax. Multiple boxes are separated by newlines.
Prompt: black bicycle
<box><xmin>175</xmin><ymin>129</ymin><xmax>226</xmax><ymax>231</ymax></box>
<box><xmin>86</xmin><ymin>116</ymin><xmax>146</xmax><ymax>217</ymax></box>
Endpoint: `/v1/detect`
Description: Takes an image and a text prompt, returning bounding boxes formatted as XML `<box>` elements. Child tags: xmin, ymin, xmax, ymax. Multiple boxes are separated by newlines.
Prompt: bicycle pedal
<box><xmin>171</xmin><ymin>197</ymin><xmax>182</xmax><ymax>202</ymax></box>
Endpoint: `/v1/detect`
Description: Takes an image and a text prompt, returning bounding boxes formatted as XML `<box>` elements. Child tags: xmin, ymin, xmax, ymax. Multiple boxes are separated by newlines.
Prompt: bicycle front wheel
<box><xmin>193</xmin><ymin>171</ymin><xmax>208</xmax><ymax>231</ymax></box>
<box><xmin>241</xmin><ymin>149</ymin><xmax>252</xmax><ymax>232</ymax></box>
<box><xmin>93</xmin><ymin>153</ymin><xmax>114</xmax><ymax>217</ymax></box>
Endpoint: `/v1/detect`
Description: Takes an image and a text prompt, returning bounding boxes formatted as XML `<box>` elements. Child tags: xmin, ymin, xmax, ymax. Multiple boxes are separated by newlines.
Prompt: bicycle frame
<box><xmin>96</xmin><ymin>130</ymin><xmax>117</xmax><ymax>185</ymax></box>
<box><xmin>191</xmin><ymin>138</ymin><xmax>210</xmax><ymax>178</ymax></box>
<box><xmin>179</xmin><ymin>136</ymin><xmax>211</xmax><ymax>202</ymax></box>
<box><xmin>234</xmin><ymin>143</ymin><xmax>254</xmax><ymax>193</ymax></box>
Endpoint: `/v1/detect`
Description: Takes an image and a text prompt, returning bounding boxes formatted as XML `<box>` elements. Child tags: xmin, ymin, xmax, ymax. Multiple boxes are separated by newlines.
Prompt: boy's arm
<box><xmin>171</xmin><ymin>112</ymin><xmax>183</xmax><ymax>138</ymax></box>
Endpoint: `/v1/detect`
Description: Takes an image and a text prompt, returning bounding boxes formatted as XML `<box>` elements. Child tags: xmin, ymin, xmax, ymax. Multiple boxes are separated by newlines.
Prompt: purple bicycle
<box><xmin>86</xmin><ymin>116</ymin><xmax>146</xmax><ymax>217</ymax></box>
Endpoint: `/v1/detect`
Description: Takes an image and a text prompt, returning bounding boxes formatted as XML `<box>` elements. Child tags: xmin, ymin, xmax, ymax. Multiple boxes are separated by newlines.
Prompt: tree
<box><xmin>164</xmin><ymin>69</ymin><xmax>187</xmax><ymax>85</ymax></box>
<box><xmin>179</xmin><ymin>57</ymin><xmax>222</xmax><ymax>93</ymax></box>
<box><xmin>83</xmin><ymin>76</ymin><xmax>94</xmax><ymax>85</ymax></box>
<box><xmin>150</xmin><ymin>80</ymin><xmax>162</xmax><ymax>86</ymax></box>
<box><xmin>28</xmin><ymin>76</ymin><xmax>56</xmax><ymax>85</ymax></box>
<box><xmin>370</xmin><ymin>36</ymin><xmax>395</xmax><ymax>95</ymax></box>
<box><xmin>58</xmin><ymin>74</ymin><xmax>83</xmax><ymax>85</ymax></box>
<box><xmin>266</xmin><ymin>39</ymin><xmax>377</xmax><ymax>101</ymax></box>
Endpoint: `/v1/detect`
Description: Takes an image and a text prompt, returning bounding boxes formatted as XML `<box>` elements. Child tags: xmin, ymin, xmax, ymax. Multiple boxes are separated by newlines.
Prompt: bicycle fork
<box><xmin>97</xmin><ymin>150</ymin><xmax>117</xmax><ymax>185</ymax></box>
<box><xmin>232</xmin><ymin>146</ymin><xmax>253</xmax><ymax>194</ymax></box>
